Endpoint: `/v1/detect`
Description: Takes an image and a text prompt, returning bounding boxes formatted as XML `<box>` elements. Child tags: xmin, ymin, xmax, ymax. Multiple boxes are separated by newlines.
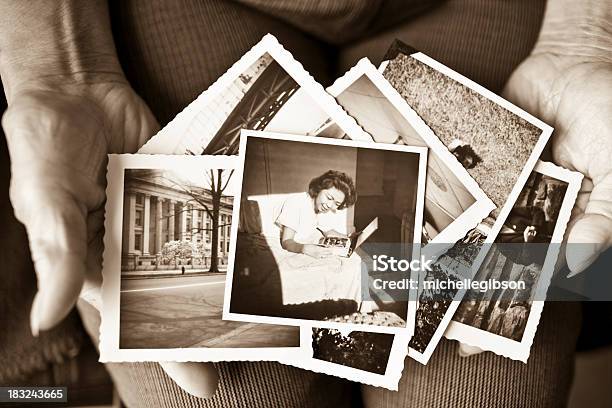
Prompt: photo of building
<box><xmin>121</xmin><ymin>169</ymin><xmax>233</xmax><ymax>274</ymax></box>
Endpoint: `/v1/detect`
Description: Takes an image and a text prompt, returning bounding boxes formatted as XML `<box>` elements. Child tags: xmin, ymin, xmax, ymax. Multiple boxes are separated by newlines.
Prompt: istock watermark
<box><xmin>372</xmin><ymin>254</ymin><xmax>433</xmax><ymax>273</ymax></box>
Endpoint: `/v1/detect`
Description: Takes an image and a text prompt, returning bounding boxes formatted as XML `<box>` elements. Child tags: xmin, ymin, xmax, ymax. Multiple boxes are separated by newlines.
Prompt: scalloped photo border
<box><xmin>279</xmin><ymin>326</ymin><xmax>410</xmax><ymax>391</ymax></box>
<box><xmin>377</xmin><ymin>50</ymin><xmax>554</xmax><ymax>365</ymax></box>
<box><xmin>139</xmin><ymin>33</ymin><xmax>372</xmax><ymax>155</ymax></box>
<box><xmin>99</xmin><ymin>154</ymin><xmax>303</xmax><ymax>362</ymax></box>
<box><xmin>327</xmin><ymin>57</ymin><xmax>496</xmax><ymax>250</ymax></box>
<box><xmin>443</xmin><ymin>160</ymin><xmax>583</xmax><ymax>362</ymax></box>
<box><xmin>222</xmin><ymin>130</ymin><xmax>427</xmax><ymax>336</ymax></box>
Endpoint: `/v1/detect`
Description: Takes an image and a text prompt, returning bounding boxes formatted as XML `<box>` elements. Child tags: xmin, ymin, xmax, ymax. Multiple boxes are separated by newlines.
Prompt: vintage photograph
<box><xmin>278</xmin><ymin>326</ymin><xmax>410</xmax><ymax>391</ymax></box>
<box><xmin>408</xmin><ymin>226</ymin><xmax>486</xmax><ymax>362</ymax></box>
<box><xmin>3</xmin><ymin>0</ymin><xmax>610</xmax><ymax>405</ymax></box>
<box><xmin>327</xmin><ymin>58</ymin><xmax>495</xmax><ymax>246</ymax></box>
<box><xmin>139</xmin><ymin>34</ymin><xmax>371</xmax><ymax>156</ymax></box>
<box><xmin>446</xmin><ymin>161</ymin><xmax>583</xmax><ymax>361</ymax></box>
<box><xmin>223</xmin><ymin>131</ymin><xmax>426</xmax><ymax>334</ymax></box>
<box><xmin>100</xmin><ymin>154</ymin><xmax>301</xmax><ymax>362</ymax></box>
<box><xmin>376</xmin><ymin>44</ymin><xmax>555</xmax><ymax>364</ymax></box>
<box><xmin>380</xmin><ymin>42</ymin><xmax>553</xmax><ymax>218</ymax></box>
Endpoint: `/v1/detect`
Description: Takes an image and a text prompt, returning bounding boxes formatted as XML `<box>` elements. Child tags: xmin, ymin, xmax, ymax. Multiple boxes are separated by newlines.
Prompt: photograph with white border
<box><xmin>380</xmin><ymin>44</ymin><xmax>553</xmax><ymax>221</ymax></box>
<box><xmin>376</xmin><ymin>43</ymin><xmax>554</xmax><ymax>364</ymax></box>
<box><xmin>445</xmin><ymin>161</ymin><xmax>583</xmax><ymax>361</ymax></box>
<box><xmin>139</xmin><ymin>33</ymin><xmax>372</xmax><ymax>156</ymax></box>
<box><xmin>327</xmin><ymin>57</ymin><xmax>495</xmax><ymax>248</ymax></box>
<box><xmin>128</xmin><ymin>33</ymin><xmax>376</xmax><ymax>362</ymax></box>
<box><xmin>278</xmin><ymin>326</ymin><xmax>410</xmax><ymax>391</ymax></box>
<box><xmin>100</xmin><ymin>154</ymin><xmax>301</xmax><ymax>362</ymax></box>
<box><xmin>223</xmin><ymin>130</ymin><xmax>427</xmax><ymax>335</ymax></box>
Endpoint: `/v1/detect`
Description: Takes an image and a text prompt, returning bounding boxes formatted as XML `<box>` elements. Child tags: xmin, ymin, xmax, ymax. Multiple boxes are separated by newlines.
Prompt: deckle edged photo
<box><xmin>377</xmin><ymin>41</ymin><xmax>554</xmax><ymax>364</ymax></box>
<box><xmin>327</xmin><ymin>58</ymin><xmax>495</xmax><ymax>247</ymax></box>
<box><xmin>278</xmin><ymin>326</ymin><xmax>410</xmax><ymax>391</ymax></box>
<box><xmin>380</xmin><ymin>41</ymin><xmax>553</xmax><ymax>218</ymax></box>
<box><xmin>223</xmin><ymin>130</ymin><xmax>427</xmax><ymax>335</ymax></box>
<box><xmin>139</xmin><ymin>34</ymin><xmax>371</xmax><ymax>156</ymax></box>
<box><xmin>445</xmin><ymin>161</ymin><xmax>583</xmax><ymax>362</ymax></box>
<box><xmin>100</xmin><ymin>154</ymin><xmax>300</xmax><ymax>362</ymax></box>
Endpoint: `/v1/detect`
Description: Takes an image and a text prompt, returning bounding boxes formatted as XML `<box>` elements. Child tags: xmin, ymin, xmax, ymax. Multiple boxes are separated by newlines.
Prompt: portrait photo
<box><xmin>223</xmin><ymin>130</ymin><xmax>426</xmax><ymax>334</ymax></box>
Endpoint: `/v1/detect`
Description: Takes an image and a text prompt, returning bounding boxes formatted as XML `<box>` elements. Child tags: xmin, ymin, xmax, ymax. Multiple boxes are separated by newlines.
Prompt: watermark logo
<box><xmin>372</xmin><ymin>254</ymin><xmax>433</xmax><ymax>273</ymax></box>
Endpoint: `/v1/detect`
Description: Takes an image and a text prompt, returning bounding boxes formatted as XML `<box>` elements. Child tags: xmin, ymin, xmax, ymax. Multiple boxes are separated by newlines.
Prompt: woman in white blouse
<box><xmin>276</xmin><ymin>170</ymin><xmax>357</xmax><ymax>259</ymax></box>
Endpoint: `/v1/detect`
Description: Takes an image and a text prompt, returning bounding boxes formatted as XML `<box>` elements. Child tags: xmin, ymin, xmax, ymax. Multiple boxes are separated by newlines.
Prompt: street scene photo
<box><xmin>115</xmin><ymin>164</ymin><xmax>298</xmax><ymax>349</ymax></box>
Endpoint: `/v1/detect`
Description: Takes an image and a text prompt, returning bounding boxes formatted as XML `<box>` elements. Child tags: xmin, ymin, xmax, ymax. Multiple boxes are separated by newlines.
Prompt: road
<box><xmin>119</xmin><ymin>274</ymin><xmax>299</xmax><ymax>349</ymax></box>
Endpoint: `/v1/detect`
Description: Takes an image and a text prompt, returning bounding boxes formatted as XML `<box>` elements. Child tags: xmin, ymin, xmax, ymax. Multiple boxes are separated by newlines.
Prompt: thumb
<box><xmin>160</xmin><ymin>362</ymin><xmax>219</xmax><ymax>399</ymax></box>
<box><xmin>566</xmin><ymin>173</ymin><xmax>612</xmax><ymax>276</ymax></box>
<box><xmin>457</xmin><ymin>342</ymin><xmax>484</xmax><ymax>357</ymax></box>
<box><xmin>10</xmin><ymin>182</ymin><xmax>88</xmax><ymax>335</ymax></box>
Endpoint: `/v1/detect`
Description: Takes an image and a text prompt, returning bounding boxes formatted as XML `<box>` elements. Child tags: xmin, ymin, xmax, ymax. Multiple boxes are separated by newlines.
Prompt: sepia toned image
<box><xmin>100</xmin><ymin>154</ymin><xmax>300</xmax><ymax>362</ymax></box>
<box><xmin>327</xmin><ymin>58</ymin><xmax>495</xmax><ymax>246</ymax></box>
<box><xmin>278</xmin><ymin>324</ymin><xmax>411</xmax><ymax>390</ymax></box>
<box><xmin>446</xmin><ymin>161</ymin><xmax>583</xmax><ymax>361</ymax></box>
<box><xmin>311</xmin><ymin>328</ymin><xmax>394</xmax><ymax>375</ymax></box>
<box><xmin>118</xmin><ymin>167</ymin><xmax>236</xmax><ymax>349</ymax></box>
<box><xmin>378</xmin><ymin>43</ymin><xmax>555</xmax><ymax>364</ymax></box>
<box><xmin>139</xmin><ymin>34</ymin><xmax>371</xmax><ymax>157</ymax></box>
<box><xmin>381</xmin><ymin>42</ymin><xmax>552</xmax><ymax>216</ymax></box>
<box><xmin>224</xmin><ymin>131</ymin><xmax>426</xmax><ymax>334</ymax></box>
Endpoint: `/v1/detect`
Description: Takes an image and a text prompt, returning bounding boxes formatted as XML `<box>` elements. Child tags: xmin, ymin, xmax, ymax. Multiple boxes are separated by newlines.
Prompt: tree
<box><xmin>160</xmin><ymin>240</ymin><xmax>198</xmax><ymax>268</ymax></box>
<box><xmin>182</xmin><ymin>169</ymin><xmax>234</xmax><ymax>273</ymax></box>
<box><xmin>156</xmin><ymin>169</ymin><xmax>234</xmax><ymax>273</ymax></box>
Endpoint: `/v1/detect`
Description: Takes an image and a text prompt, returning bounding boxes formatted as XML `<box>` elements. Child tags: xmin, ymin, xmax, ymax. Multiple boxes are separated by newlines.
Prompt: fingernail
<box><xmin>567</xmin><ymin>243</ymin><xmax>604</xmax><ymax>278</ymax></box>
<box><xmin>566</xmin><ymin>269</ymin><xmax>582</xmax><ymax>278</ymax></box>
<box><xmin>30</xmin><ymin>292</ymin><xmax>41</xmax><ymax>337</ymax></box>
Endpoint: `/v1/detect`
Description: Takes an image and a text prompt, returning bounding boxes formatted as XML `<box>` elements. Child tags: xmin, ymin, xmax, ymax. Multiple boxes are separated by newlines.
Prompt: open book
<box><xmin>318</xmin><ymin>217</ymin><xmax>378</xmax><ymax>257</ymax></box>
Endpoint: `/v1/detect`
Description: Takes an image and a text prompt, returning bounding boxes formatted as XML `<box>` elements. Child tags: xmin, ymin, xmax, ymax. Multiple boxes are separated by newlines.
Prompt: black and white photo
<box><xmin>378</xmin><ymin>45</ymin><xmax>555</xmax><ymax>364</ymax></box>
<box><xmin>139</xmin><ymin>34</ymin><xmax>371</xmax><ymax>156</ymax></box>
<box><xmin>100</xmin><ymin>154</ymin><xmax>301</xmax><ymax>362</ymax></box>
<box><xmin>446</xmin><ymin>161</ymin><xmax>583</xmax><ymax>361</ymax></box>
<box><xmin>327</xmin><ymin>58</ymin><xmax>495</xmax><ymax>246</ymax></box>
<box><xmin>223</xmin><ymin>130</ymin><xmax>427</xmax><ymax>334</ymax></box>
<box><xmin>279</xmin><ymin>325</ymin><xmax>410</xmax><ymax>390</ymax></box>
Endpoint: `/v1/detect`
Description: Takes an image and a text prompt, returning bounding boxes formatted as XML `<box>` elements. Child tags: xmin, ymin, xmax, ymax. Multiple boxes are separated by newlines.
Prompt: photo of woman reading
<box><xmin>228</xmin><ymin>133</ymin><xmax>424</xmax><ymax>331</ymax></box>
<box><xmin>276</xmin><ymin>170</ymin><xmax>357</xmax><ymax>259</ymax></box>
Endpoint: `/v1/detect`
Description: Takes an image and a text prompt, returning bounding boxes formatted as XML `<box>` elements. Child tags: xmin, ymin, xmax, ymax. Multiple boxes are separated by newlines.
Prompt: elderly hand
<box><xmin>4</xmin><ymin>80</ymin><xmax>156</xmax><ymax>333</ymax></box>
<box><xmin>3</xmin><ymin>80</ymin><xmax>219</xmax><ymax>398</ymax></box>
<box><xmin>504</xmin><ymin>54</ymin><xmax>612</xmax><ymax>276</ymax></box>
<box><xmin>458</xmin><ymin>0</ymin><xmax>612</xmax><ymax>357</ymax></box>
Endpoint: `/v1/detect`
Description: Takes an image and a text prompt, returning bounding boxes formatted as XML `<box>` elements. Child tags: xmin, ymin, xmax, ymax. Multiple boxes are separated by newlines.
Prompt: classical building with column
<box><xmin>121</xmin><ymin>170</ymin><xmax>233</xmax><ymax>272</ymax></box>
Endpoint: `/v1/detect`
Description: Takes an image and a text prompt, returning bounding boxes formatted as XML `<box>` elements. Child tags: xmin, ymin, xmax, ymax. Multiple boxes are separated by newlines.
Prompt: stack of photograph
<box><xmin>98</xmin><ymin>34</ymin><xmax>582</xmax><ymax>391</ymax></box>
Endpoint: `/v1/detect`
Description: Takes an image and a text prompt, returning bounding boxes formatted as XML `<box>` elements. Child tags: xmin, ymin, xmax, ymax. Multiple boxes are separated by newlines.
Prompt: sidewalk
<box><xmin>121</xmin><ymin>267</ymin><xmax>227</xmax><ymax>280</ymax></box>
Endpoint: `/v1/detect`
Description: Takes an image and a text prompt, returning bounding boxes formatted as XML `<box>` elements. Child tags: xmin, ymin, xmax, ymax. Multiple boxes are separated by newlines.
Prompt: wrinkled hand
<box><xmin>3</xmin><ymin>81</ymin><xmax>217</xmax><ymax>397</ymax></box>
<box><xmin>504</xmin><ymin>52</ymin><xmax>612</xmax><ymax>275</ymax></box>
<box><xmin>302</xmin><ymin>244</ymin><xmax>334</xmax><ymax>259</ymax></box>
<box><xmin>458</xmin><ymin>47</ymin><xmax>612</xmax><ymax>358</ymax></box>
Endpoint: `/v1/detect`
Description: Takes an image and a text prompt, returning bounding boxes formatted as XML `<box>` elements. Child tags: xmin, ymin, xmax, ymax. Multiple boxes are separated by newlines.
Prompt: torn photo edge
<box><xmin>99</xmin><ymin>154</ymin><xmax>303</xmax><ymax>362</ymax></box>
<box><xmin>222</xmin><ymin>129</ymin><xmax>427</xmax><ymax>335</ymax></box>
<box><xmin>443</xmin><ymin>160</ymin><xmax>583</xmax><ymax>362</ymax></box>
